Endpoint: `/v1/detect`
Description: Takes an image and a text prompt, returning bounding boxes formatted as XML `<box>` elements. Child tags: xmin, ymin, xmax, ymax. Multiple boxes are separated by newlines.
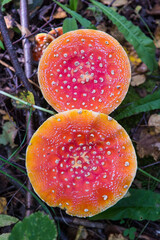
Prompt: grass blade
<box><xmin>0</xmin><ymin>169</ymin><xmax>54</xmax><ymax>218</ymax></box>
<box><xmin>0</xmin><ymin>156</ymin><xmax>26</xmax><ymax>175</ymax></box>
<box><xmin>68</xmin><ymin>0</ymin><xmax>78</xmax><ymax>12</ymax></box>
<box><xmin>90</xmin><ymin>0</ymin><xmax>158</xmax><ymax>72</ymax></box>
<box><xmin>53</xmin><ymin>0</ymin><xmax>96</xmax><ymax>29</ymax></box>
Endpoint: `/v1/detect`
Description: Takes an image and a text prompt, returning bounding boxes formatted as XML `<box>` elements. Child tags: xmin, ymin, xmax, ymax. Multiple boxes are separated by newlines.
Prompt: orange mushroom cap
<box><xmin>26</xmin><ymin>109</ymin><xmax>137</xmax><ymax>217</ymax></box>
<box><xmin>32</xmin><ymin>33</ymin><xmax>55</xmax><ymax>61</ymax></box>
<box><xmin>38</xmin><ymin>29</ymin><xmax>131</xmax><ymax>114</ymax></box>
<box><xmin>32</xmin><ymin>27</ymin><xmax>63</xmax><ymax>62</ymax></box>
<box><xmin>49</xmin><ymin>27</ymin><xmax>63</xmax><ymax>38</ymax></box>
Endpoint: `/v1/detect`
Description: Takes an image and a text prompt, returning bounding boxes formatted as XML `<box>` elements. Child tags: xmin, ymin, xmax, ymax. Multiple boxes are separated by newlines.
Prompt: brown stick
<box><xmin>20</xmin><ymin>0</ymin><xmax>34</xmax><ymax>217</ymax></box>
<box><xmin>0</xmin><ymin>7</ymin><xmax>45</xmax><ymax>124</ymax></box>
<box><xmin>25</xmin><ymin>111</ymin><xmax>33</xmax><ymax>216</ymax></box>
<box><xmin>0</xmin><ymin>8</ymin><xmax>34</xmax><ymax>94</ymax></box>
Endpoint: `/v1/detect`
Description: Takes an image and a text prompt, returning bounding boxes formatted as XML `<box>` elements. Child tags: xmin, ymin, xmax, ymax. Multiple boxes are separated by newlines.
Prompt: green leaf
<box><xmin>0</xmin><ymin>40</ymin><xmax>5</xmax><ymax>50</ymax></box>
<box><xmin>0</xmin><ymin>233</ymin><xmax>10</xmax><ymax>240</ymax></box>
<box><xmin>0</xmin><ymin>121</ymin><xmax>18</xmax><ymax>148</ymax></box>
<box><xmin>9</xmin><ymin>212</ymin><xmax>57</xmax><ymax>240</ymax></box>
<box><xmin>0</xmin><ymin>215</ymin><xmax>18</xmax><ymax>227</ymax></box>
<box><xmin>68</xmin><ymin>0</ymin><xmax>78</xmax><ymax>11</ymax></box>
<box><xmin>63</xmin><ymin>18</ymin><xmax>78</xmax><ymax>33</ymax></box>
<box><xmin>90</xmin><ymin>0</ymin><xmax>158</xmax><ymax>72</ymax></box>
<box><xmin>1</xmin><ymin>0</ymin><xmax>12</xmax><ymax>7</ymax></box>
<box><xmin>89</xmin><ymin>189</ymin><xmax>160</xmax><ymax>221</ymax></box>
<box><xmin>53</xmin><ymin>0</ymin><xmax>96</xmax><ymax>29</ymax></box>
<box><xmin>115</xmin><ymin>90</ymin><xmax>160</xmax><ymax>120</ymax></box>
<box><xmin>123</xmin><ymin>227</ymin><xmax>136</xmax><ymax>240</ymax></box>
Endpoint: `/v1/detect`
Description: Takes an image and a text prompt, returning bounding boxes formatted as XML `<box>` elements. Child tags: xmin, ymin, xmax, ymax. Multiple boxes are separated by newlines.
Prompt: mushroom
<box><xmin>49</xmin><ymin>27</ymin><xmax>63</xmax><ymax>38</ymax></box>
<box><xmin>32</xmin><ymin>27</ymin><xmax>63</xmax><ymax>61</ymax></box>
<box><xmin>26</xmin><ymin>109</ymin><xmax>137</xmax><ymax>217</ymax></box>
<box><xmin>38</xmin><ymin>29</ymin><xmax>131</xmax><ymax>114</ymax></box>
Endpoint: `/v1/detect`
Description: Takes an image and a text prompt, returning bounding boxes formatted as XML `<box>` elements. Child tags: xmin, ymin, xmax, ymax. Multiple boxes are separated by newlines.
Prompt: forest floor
<box><xmin>0</xmin><ymin>0</ymin><xmax>160</xmax><ymax>240</ymax></box>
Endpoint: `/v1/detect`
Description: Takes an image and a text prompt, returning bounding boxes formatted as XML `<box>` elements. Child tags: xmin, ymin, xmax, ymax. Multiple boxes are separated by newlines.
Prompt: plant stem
<box><xmin>138</xmin><ymin>168</ymin><xmax>160</xmax><ymax>183</ymax></box>
<box><xmin>0</xmin><ymin>90</ymin><xmax>56</xmax><ymax>115</ymax></box>
<box><xmin>0</xmin><ymin>156</ymin><xmax>26</xmax><ymax>175</ymax></box>
<box><xmin>0</xmin><ymin>169</ymin><xmax>53</xmax><ymax>218</ymax></box>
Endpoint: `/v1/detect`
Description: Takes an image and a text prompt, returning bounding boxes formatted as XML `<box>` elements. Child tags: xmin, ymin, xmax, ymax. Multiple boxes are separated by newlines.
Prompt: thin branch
<box><xmin>55</xmin><ymin>216</ymin><xmax>105</xmax><ymax>229</ymax></box>
<box><xmin>20</xmin><ymin>1</ymin><xmax>33</xmax><ymax>215</ymax></box>
<box><xmin>0</xmin><ymin>8</ymin><xmax>34</xmax><ymax>93</ymax></box>
<box><xmin>20</xmin><ymin>1</ymin><xmax>33</xmax><ymax>217</ymax></box>
<box><xmin>20</xmin><ymin>0</ymin><xmax>32</xmax><ymax>79</ymax></box>
<box><xmin>141</xmin><ymin>161</ymin><xmax>160</xmax><ymax>169</ymax></box>
<box><xmin>26</xmin><ymin>111</ymin><xmax>33</xmax><ymax>216</ymax></box>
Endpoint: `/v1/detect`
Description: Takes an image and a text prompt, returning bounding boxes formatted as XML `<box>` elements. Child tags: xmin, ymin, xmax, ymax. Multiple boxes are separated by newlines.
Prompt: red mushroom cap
<box><xmin>26</xmin><ymin>109</ymin><xmax>137</xmax><ymax>217</ymax></box>
<box><xmin>32</xmin><ymin>28</ymin><xmax>63</xmax><ymax>62</ymax></box>
<box><xmin>32</xmin><ymin>33</ymin><xmax>55</xmax><ymax>62</ymax></box>
<box><xmin>38</xmin><ymin>29</ymin><xmax>131</xmax><ymax>114</ymax></box>
<box><xmin>49</xmin><ymin>27</ymin><xmax>63</xmax><ymax>38</ymax></box>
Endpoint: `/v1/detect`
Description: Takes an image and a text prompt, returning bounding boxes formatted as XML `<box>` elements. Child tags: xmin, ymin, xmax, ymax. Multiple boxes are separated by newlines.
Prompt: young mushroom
<box><xmin>26</xmin><ymin>109</ymin><xmax>137</xmax><ymax>217</ymax></box>
<box><xmin>32</xmin><ymin>27</ymin><xmax>63</xmax><ymax>61</ymax></box>
<box><xmin>49</xmin><ymin>27</ymin><xmax>63</xmax><ymax>38</ymax></box>
<box><xmin>38</xmin><ymin>29</ymin><xmax>131</xmax><ymax>114</ymax></box>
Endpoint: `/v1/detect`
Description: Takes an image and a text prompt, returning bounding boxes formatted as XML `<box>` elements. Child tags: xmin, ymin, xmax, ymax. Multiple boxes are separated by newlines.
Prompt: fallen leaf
<box><xmin>108</xmin><ymin>233</ymin><xmax>127</xmax><ymax>240</ymax></box>
<box><xmin>148</xmin><ymin>114</ymin><xmax>160</xmax><ymax>134</ymax></box>
<box><xmin>75</xmin><ymin>226</ymin><xmax>88</xmax><ymax>240</ymax></box>
<box><xmin>147</xmin><ymin>4</ymin><xmax>160</xmax><ymax>15</ymax></box>
<box><xmin>53</xmin><ymin>7</ymin><xmax>67</xmax><ymax>19</ymax></box>
<box><xmin>133</xmin><ymin>126</ymin><xmax>160</xmax><ymax>161</ymax></box>
<box><xmin>154</xmin><ymin>24</ymin><xmax>160</xmax><ymax>48</ymax></box>
<box><xmin>0</xmin><ymin>109</ymin><xmax>13</xmax><ymax>121</ymax></box>
<box><xmin>0</xmin><ymin>14</ymin><xmax>14</xmax><ymax>44</ymax></box>
<box><xmin>0</xmin><ymin>197</ymin><xmax>7</xmax><ymax>214</ymax></box>
<box><xmin>15</xmin><ymin>22</ymin><xmax>31</xmax><ymax>37</ymax></box>
<box><xmin>0</xmin><ymin>109</ymin><xmax>7</xmax><ymax>115</ymax></box>
<box><xmin>124</xmin><ymin>43</ymin><xmax>142</xmax><ymax>68</ymax></box>
<box><xmin>0</xmin><ymin>121</ymin><xmax>18</xmax><ymax>148</ymax></box>
<box><xmin>131</xmin><ymin>74</ymin><xmax>146</xmax><ymax>86</ymax></box>
<box><xmin>11</xmin><ymin>91</ymin><xmax>35</xmax><ymax>109</ymax></box>
<box><xmin>136</xmin><ymin>63</ymin><xmax>148</xmax><ymax>73</ymax></box>
<box><xmin>96</xmin><ymin>22</ymin><xmax>107</xmax><ymax>32</ymax></box>
<box><xmin>100</xmin><ymin>0</ymin><xmax>127</xmax><ymax>7</ymax></box>
<box><xmin>4</xmin><ymin>14</ymin><xmax>13</xmax><ymax>29</ymax></box>
<box><xmin>110</xmin><ymin>25</ymin><xmax>125</xmax><ymax>44</ymax></box>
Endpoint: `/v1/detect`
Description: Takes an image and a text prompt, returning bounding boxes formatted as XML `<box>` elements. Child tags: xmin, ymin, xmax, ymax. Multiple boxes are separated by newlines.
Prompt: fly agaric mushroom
<box><xmin>32</xmin><ymin>27</ymin><xmax>63</xmax><ymax>61</ymax></box>
<box><xmin>38</xmin><ymin>29</ymin><xmax>131</xmax><ymax>114</ymax></box>
<box><xmin>26</xmin><ymin>109</ymin><xmax>137</xmax><ymax>217</ymax></box>
<box><xmin>49</xmin><ymin>27</ymin><xmax>63</xmax><ymax>38</ymax></box>
<box><xmin>32</xmin><ymin>33</ymin><xmax>54</xmax><ymax>62</ymax></box>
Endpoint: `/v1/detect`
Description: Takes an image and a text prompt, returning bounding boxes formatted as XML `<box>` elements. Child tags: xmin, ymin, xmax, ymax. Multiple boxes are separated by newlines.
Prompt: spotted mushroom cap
<box><xmin>32</xmin><ymin>28</ymin><xmax>63</xmax><ymax>62</ymax></box>
<box><xmin>32</xmin><ymin>33</ymin><xmax>55</xmax><ymax>62</ymax></box>
<box><xmin>38</xmin><ymin>29</ymin><xmax>131</xmax><ymax>114</ymax></box>
<box><xmin>49</xmin><ymin>27</ymin><xmax>63</xmax><ymax>38</ymax></box>
<box><xmin>26</xmin><ymin>109</ymin><xmax>137</xmax><ymax>217</ymax></box>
